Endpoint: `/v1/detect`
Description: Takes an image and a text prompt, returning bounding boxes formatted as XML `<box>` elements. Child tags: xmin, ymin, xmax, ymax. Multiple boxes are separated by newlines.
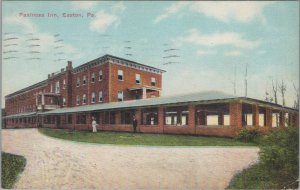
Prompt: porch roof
<box><xmin>3</xmin><ymin>112</ymin><xmax>36</xmax><ymax>119</ymax></box>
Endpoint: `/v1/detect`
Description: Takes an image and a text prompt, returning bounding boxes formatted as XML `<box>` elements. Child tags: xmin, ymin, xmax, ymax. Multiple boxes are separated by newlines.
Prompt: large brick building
<box><xmin>3</xmin><ymin>54</ymin><xmax>299</xmax><ymax>137</ymax></box>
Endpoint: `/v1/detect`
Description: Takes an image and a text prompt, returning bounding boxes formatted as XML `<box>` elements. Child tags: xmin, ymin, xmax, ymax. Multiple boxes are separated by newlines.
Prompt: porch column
<box><xmin>279</xmin><ymin>111</ymin><xmax>285</xmax><ymax>128</ymax></box>
<box><xmin>265</xmin><ymin>107</ymin><xmax>272</xmax><ymax>130</ymax></box>
<box><xmin>252</xmin><ymin>104</ymin><xmax>259</xmax><ymax>128</ymax></box>
<box><xmin>188</xmin><ymin>105</ymin><xmax>196</xmax><ymax>134</ymax></box>
<box><xmin>42</xmin><ymin>94</ymin><xmax>45</xmax><ymax>105</ymax></box>
<box><xmin>218</xmin><ymin>113</ymin><xmax>224</xmax><ymax>125</ymax></box>
<box><xmin>158</xmin><ymin>106</ymin><xmax>164</xmax><ymax>133</ymax></box>
<box><xmin>135</xmin><ymin>108</ymin><xmax>142</xmax><ymax>132</ymax></box>
<box><xmin>72</xmin><ymin>113</ymin><xmax>77</xmax><ymax>131</ymax></box>
<box><xmin>142</xmin><ymin>87</ymin><xmax>147</xmax><ymax>99</ymax></box>
<box><xmin>229</xmin><ymin>101</ymin><xmax>242</xmax><ymax>129</ymax></box>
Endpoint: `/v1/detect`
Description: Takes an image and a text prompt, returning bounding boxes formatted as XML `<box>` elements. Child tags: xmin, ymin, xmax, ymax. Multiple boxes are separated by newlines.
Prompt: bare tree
<box><xmin>278</xmin><ymin>80</ymin><xmax>287</xmax><ymax>106</ymax></box>
<box><xmin>272</xmin><ymin>79</ymin><xmax>279</xmax><ymax>127</ymax></box>
<box><xmin>272</xmin><ymin>79</ymin><xmax>278</xmax><ymax>104</ymax></box>
<box><xmin>292</xmin><ymin>82</ymin><xmax>299</xmax><ymax>109</ymax></box>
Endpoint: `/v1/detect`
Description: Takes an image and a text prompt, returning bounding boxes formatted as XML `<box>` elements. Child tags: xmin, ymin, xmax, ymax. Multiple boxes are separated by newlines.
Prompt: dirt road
<box><xmin>2</xmin><ymin>129</ymin><xmax>259</xmax><ymax>189</ymax></box>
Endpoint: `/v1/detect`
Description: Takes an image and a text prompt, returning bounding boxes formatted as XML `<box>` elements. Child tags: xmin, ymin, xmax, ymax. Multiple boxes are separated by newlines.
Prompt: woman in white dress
<box><xmin>92</xmin><ymin>117</ymin><xmax>97</xmax><ymax>133</ymax></box>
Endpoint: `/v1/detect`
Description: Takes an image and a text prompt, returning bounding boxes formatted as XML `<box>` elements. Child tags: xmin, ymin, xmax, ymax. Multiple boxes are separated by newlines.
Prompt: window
<box><xmin>164</xmin><ymin>107</ymin><xmax>189</xmax><ymax>126</ymax></box>
<box><xmin>63</xmin><ymin>79</ymin><xmax>66</xmax><ymax>89</ymax></box>
<box><xmin>55</xmin><ymin>81</ymin><xmax>60</xmax><ymax>94</ymax></box>
<box><xmin>50</xmin><ymin>84</ymin><xmax>53</xmax><ymax>92</ymax></box>
<box><xmin>76</xmin><ymin>95</ymin><xmax>80</xmax><ymax>105</ymax></box>
<box><xmin>259</xmin><ymin>114</ymin><xmax>265</xmax><ymax>127</ymax></box>
<box><xmin>272</xmin><ymin>113</ymin><xmax>280</xmax><ymax>127</ymax></box>
<box><xmin>135</xmin><ymin>74</ymin><xmax>141</xmax><ymax>84</ymax></box>
<box><xmin>223</xmin><ymin>115</ymin><xmax>230</xmax><ymax>125</ymax></box>
<box><xmin>118</xmin><ymin>70</ymin><xmax>124</xmax><ymax>81</ymax></box>
<box><xmin>121</xmin><ymin>110</ymin><xmax>134</xmax><ymax>124</ymax></box>
<box><xmin>91</xmin><ymin>92</ymin><xmax>96</xmax><ymax>103</ymax></box>
<box><xmin>103</xmin><ymin>111</ymin><xmax>116</xmax><ymax>124</ymax></box>
<box><xmin>151</xmin><ymin>77</ymin><xmax>156</xmax><ymax>86</ymax></box>
<box><xmin>83</xmin><ymin>75</ymin><xmax>86</xmax><ymax>85</ymax></box>
<box><xmin>99</xmin><ymin>91</ymin><xmax>103</xmax><ymax>102</ymax></box>
<box><xmin>77</xmin><ymin>78</ymin><xmax>80</xmax><ymax>87</ymax></box>
<box><xmin>67</xmin><ymin>115</ymin><xmax>72</xmax><ymax>124</ymax></box>
<box><xmin>117</xmin><ymin>91</ymin><xmax>123</xmax><ymax>102</ymax></box>
<box><xmin>142</xmin><ymin>108</ymin><xmax>158</xmax><ymax>125</ymax></box>
<box><xmin>207</xmin><ymin>115</ymin><xmax>218</xmax><ymax>125</ymax></box>
<box><xmin>99</xmin><ymin>70</ymin><xmax>103</xmax><ymax>81</ymax></box>
<box><xmin>63</xmin><ymin>97</ymin><xmax>66</xmax><ymax>106</ymax></box>
<box><xmin>91</xmin><ymin>73</ymin><xmax>95</xmax><ymax>83</ymax></box>
<box><xmin>83</xmin><ymin>94</ymin><xmax>87</xmax><ymax>104</ymax></box>
<box><xmin>76</xmin><ymin>114</ymin><xmax>86</xmax><ymax>124</ymax></box>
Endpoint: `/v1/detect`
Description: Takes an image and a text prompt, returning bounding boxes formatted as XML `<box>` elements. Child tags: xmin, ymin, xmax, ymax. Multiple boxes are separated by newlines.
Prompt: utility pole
<box><xmin>245</xmin><ymin>63</ymin><xmax>248</xmax><ymax>97</ymax></box>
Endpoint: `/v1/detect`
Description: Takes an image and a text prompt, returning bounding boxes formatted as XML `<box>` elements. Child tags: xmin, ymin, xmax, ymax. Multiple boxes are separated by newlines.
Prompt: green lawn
<box><xmin>38</xmin><ymin>128</ymin><xmax>256</xmax><ymax>146</ymax></box>
<box><xmin>1</xmin><ymin>152</ymin><xmax>26</xmax><ymax>189</ymax></box>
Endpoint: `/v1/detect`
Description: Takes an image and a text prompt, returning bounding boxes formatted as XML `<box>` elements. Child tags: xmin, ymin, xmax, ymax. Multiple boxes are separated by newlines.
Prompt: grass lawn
<box><xmin>1</xmin><ymin>152</ymin><xmax>26</xmax><ymax>189</ymax></box>
<box><xmin>226</xmin><ymin>162</ymin><xmax>299</xmax><ymax>189</ymax></box>
<box><xmin>38</xmin><ymin>128</ymin><xmax>256</xmax><ymax>146</ymax></box>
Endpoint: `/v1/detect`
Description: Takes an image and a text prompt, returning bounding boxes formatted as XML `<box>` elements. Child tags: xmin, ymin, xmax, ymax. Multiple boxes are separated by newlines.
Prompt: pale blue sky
<box><xmin>2</xmin><ymin>1</ymin><xmax>299</xmax><ymax>108</ymax></box>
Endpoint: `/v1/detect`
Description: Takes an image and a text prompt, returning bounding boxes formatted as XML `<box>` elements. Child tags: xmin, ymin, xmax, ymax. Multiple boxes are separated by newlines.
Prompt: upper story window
<box><xmin>83</xmin><ymin>94</ymin><xmax>87</xmax><ymax>104</ymax></box>
<box><xmin>55</xmin><ymin>81</ymin><xmax>60</xmax><ymax>94</ymax></box>
<box><xmin>91</xmin><ymin>73</ymin><xmax>95</xmax><ymax>83</ymax></box>
<box><xmin>91</xmin><ymin>92</ymin><xmax>96</xmax><ymax>103</ymax></box>
<box><xmin>63</xmin><ymin>79</ymin><xmax>66</xmax><ymax>89</ymax></box>
<box><xmin>99</xmin><ymin>70</ymin><xmax>103</xmax><ymax>81</ymax></box>
<box><xmin>76</xmin><ymin>95</ymin><xmax>80</xmax><ymax>105</ymax></box>
<box><xmin>50</xmin><ymin>84</ymin><xmax>53</xmax><ymax>93</ymax></box>
<box><xmin>136</xmin><ymin>74</ymin><xmax>141</xmax><ymax>84</ymax></box>
<box><xmin>118</xmin><ymin>70</ymin><xmax>124</xmax><ymax>81</ymax></box>
<box><xmin>63</xmin><ymin>97</ymin><xmax>66</xmax><ymax>106</ymax></box>
<box><xmin>99</xmin><ymin>91</ymin><xmax>103</xmax><ymax>102</ymax></box>
<box><xmin>151</xmin><ymin>77</ymin><xmax>156</xmax><ymax>86</ymax></box>
<box><xmin>83</xmin><ymin>75</ymin><xmax>87</xmax><ymax>85</ymax></box>
<box><xmin>77</xmin><ymin>78</ymin><xmax>80</xmax><ymax>87</ymax></box>
<box><xmin>117</xmin><ymin>91</ymin><xmax>123</xmax><ymax>102</ymax></box>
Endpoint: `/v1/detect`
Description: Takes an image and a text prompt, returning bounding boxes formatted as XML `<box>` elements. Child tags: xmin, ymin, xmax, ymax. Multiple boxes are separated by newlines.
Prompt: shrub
<box><xmin>235</xmin><ymin>128</ymin><xmax>260</xmax><ymax>143</ymax></box>
<box><xmin>259</xmin><ymin>127</ymin><xmax>299</xmax><ymax>173</ymax></box>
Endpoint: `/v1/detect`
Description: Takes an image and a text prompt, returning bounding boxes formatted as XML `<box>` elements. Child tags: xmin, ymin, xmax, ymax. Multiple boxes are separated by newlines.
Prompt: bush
<box><xmin>235</xmin><ymin>128</ymin><xmax>260</xmax><ymax>143</ymax></box>
<box><xmin>259</xmin><ymin>127</ymin><xmax>299</xmax><ymax>174</ymax></box>
<box><xmin>228</xmin><ymin>127</ymin><xmax>299</xmax><ymax>189</ymax></box>
<box><xmin>1</xmin><ymin>152</ymin><xmax>26</xmax><ymax>189</ymax></box>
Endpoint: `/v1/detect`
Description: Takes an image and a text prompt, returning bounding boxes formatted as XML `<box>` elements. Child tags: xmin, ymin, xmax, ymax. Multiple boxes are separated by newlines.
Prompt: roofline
<box><xmin>73</xmin><ymin>54</ymin><xmax>166</xmax><ymax>73</ymax></box>
<box><xmin>5</xmin><ymin>80</ymin><xmax>48</xmax><ymax>99</ymax></box>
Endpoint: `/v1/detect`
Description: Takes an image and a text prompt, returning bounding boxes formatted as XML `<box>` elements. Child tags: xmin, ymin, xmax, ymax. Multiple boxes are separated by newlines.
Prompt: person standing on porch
<box><xmin>92</xmin><ymin>117</ymin><xmax>97</xmax><ymax>133</ymax></box>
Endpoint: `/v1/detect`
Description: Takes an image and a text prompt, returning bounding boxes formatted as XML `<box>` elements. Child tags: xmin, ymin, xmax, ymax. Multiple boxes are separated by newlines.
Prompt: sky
<box><xmin>2</xmin><ymin>1</ymin><xmax>299</xmax><ymax>108</ymax></box>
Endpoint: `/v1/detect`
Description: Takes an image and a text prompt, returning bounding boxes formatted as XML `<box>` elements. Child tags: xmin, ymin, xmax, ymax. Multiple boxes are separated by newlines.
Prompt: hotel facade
<box><xmin>3</xmin><ymin>55</ymin><xmax>299</xmax><ymax>137</ymax></box>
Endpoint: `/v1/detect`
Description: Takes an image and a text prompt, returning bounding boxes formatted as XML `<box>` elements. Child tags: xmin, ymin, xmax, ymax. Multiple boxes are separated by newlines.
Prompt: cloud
<box><xmin>154</xmin><ymin>2</ymin><xmax>189</xmax><ymax>23</ymax></box>
<box><xmin>89</xmin><ymin>11</ymin><xmax>119</xmax><ymax>33</ymax></box>
<box><xmin>4</xmin><ymin>14</ymin><xmax>38</xmax><ymax>33</ymax></box>
<box><xmin>111</xmin><ymin>2</ymin><xmax>126</xmax><ymax>14</ymax></box>
<box><xmin>89</xmin><ymin>3</ymin><xmax>126</xmax><ymax>33</ymax></box>
<box><xmin>196</xmin><ymin>49</ymin><xmax>217</xmax><ymax>56</ymax></box>
<box><xmin>179</xmin><ymin>29</ymin><xmax>261</xmax><ymax>49</ymax></box>
<box><xmin>71</xmin><ymin>2</ymin><xmax>98</xmax><ymax>10</ymax></box>
<box><xmin>155</xmin><ymin>1</ymin><xmax>272</xmax><ymax>23</ymax></box>
<box><xmin>224</xmin><ymin>50</ymin><xmax>241</xmax><ymax>57</ymax></box>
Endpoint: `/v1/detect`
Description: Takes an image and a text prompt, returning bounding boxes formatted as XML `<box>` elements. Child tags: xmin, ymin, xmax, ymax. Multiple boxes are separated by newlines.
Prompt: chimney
<box><xmin>61</xmin><ymin>68</ymin><xmax>65</xmax><ymax>72</ymax></box>
<box><xmin>67</xmin><ymin>61</ymin><xmax>73</xmax><ymax>70</ymax></box>
<box><xmin>51</xmin><ymin>73</ymin><xmax>54</xmax><ymax>77</ymax></box>
<box><xmin>48</xmin><ymin>74</ymin><xmax>51</xmax><ymax>79</ymax></box>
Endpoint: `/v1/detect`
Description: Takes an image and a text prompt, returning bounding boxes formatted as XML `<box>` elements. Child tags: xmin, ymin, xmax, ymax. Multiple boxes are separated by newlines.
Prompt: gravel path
<box><xmin>2</xmin><ymin>129</ymin><xmax>259</xmax><ymax>189</ymax></box>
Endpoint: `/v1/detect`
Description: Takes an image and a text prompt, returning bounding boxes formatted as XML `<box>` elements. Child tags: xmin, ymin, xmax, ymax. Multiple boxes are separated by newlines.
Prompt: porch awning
<box><xmin>3</xmin><ymin>112</ymin><xmax>36</xmax><ymax>119</ymax></box>
<box><xmin>128</xmin><ymin>85</ymin><xmax>161</xmax><ymax>91</ymax></box>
